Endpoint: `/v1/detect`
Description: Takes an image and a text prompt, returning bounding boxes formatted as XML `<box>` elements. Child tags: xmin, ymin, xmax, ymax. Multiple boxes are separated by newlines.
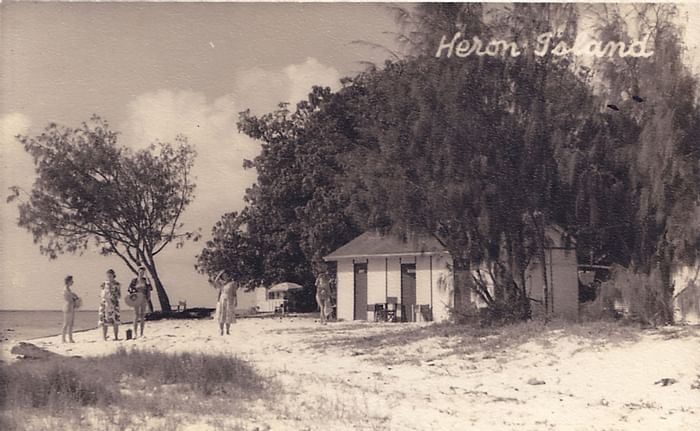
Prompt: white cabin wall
<box><xmin>337</xmin><ymin>259</ymin><xmax>354</xmax><ymax>321</ymax></box>
<box><xmin>367</xmin><ymin>257</ymin><xmax>386</xmax><ymax>305</ymax></box>
<box><xmin>415</xmin><ymin>255</ymin><xmax>432</xmax><ymax>306</ymax></box>
<box><xmin>386</xmin><ymin>257</ymin><xmax>401</xmax><ymax>300</ymax></box>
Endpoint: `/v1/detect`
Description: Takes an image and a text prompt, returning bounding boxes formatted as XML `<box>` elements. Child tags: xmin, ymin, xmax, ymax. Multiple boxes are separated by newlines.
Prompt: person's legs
<box><xmin>68</xmin><ymin>310</ymin><xmax>75</xmax><ymax>342</ymax></box>
<box><xmin>102</xmin><ymin>324</ymin><xmax>108</xmax><ymax>340</ymax></box>
<box><xmin>225</xmin><ymin>323</ymin><xmax>231</xmax><ymax>335</ymax></box>
<box><xmin>139</xmin><ymin>309</ymin><xmax>146</xmax><ymax>336</ymax></box>
<box><xmin>62</xmin><ymin>312</ymin><xmax>69</xmax><ymax>343</ymax></box>
<box><xmin>219</xmin><ymin>322</ymin><xmax>224</xmax><ymax>336</ymax></box>
<box><xmin>113</xmin><ymin>323</ymin><xmax>119</xmax><ymax>340</ymax></box>
<box><xmin>133</xmin><ymin>308</ymin><xmax>139</xmax><ymax>339</ymax></box>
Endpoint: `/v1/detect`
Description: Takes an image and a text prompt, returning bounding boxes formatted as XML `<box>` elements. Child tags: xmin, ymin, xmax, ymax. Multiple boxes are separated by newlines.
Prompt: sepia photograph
<box><xmin>1</xmin><ymin>1</ymin><xmax>699</xmax><ymax>430</ymax></box>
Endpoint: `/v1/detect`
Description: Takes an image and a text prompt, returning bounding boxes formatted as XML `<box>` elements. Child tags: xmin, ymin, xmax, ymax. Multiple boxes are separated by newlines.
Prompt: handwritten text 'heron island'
<box><xmin>436</xmin><ymin>32</ymin><xmax>654</xmax><ymax>59</ymax></box>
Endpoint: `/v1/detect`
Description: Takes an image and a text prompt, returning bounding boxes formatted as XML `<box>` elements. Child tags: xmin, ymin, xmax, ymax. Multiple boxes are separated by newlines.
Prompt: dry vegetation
<box><xmin>0</xmin><ymin>348</ymin><xmax>273</xmax><ymax>430</ymax></box>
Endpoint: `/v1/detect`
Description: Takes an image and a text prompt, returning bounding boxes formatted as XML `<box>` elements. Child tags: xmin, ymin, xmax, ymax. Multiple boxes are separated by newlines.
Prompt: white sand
<box><xmin>3</xmin><ymin>316</ymin><xmax>699</xmax><ymax>430</ymax></box>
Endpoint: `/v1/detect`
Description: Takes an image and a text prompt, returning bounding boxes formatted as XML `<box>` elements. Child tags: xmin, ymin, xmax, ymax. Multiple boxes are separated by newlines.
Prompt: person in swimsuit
<box><xmin>315</xmin><ymin>271</ymin><xmax>333</xmax><ymax>325</ymax></box>
<box><xmin>62</xmin><ymin>275</ymin><xmax>80</xmax><ymax>343</ymax></box>
<box><xmin>128</xmin><ymin>265</ymin><xmax>152</xmax><ymax>339</ymax></box>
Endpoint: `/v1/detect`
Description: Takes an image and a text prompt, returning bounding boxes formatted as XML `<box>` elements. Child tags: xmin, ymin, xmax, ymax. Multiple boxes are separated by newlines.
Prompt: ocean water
<box><xmin>0</xmin><ymin>310</ymin><xmax>102</xmax><ymax>342</ymax></box>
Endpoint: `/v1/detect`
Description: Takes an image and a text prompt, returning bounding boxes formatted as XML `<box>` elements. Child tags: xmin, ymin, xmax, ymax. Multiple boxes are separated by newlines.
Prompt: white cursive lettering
<box><xmin>435</xmin><ymin>32</ymin><xmax>655</xmax><ymax>60</ymax></box>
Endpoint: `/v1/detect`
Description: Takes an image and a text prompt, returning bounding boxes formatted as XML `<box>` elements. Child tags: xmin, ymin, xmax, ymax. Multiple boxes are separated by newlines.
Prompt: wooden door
<box><xmin>353</xmin><ymin>263</ymin><xmax>368</xmax><ymax>320</ymax></box>
<box><xmin>401</xmin><ymin>263</ymin><xmax>417</xmax><ymax>322</ymax></box>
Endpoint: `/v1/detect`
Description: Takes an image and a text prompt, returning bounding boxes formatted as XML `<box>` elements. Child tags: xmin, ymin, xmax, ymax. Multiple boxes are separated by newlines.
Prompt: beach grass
<box><xmin>309</xmin><ymin>318</ymin><xmax>644</xmax><ymax>365</ymax></box>
<box><xmin>0</xmin><ymin>348</ymin><xmax>273</xmax><ymax>430</ymax></box>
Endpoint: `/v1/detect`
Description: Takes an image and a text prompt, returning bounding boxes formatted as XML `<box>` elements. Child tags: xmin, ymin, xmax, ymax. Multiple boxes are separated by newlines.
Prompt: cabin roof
<box><xmin>324</xmin><ymin>231</ymin><xmax>449</xmax><ymax>261</ymax></box>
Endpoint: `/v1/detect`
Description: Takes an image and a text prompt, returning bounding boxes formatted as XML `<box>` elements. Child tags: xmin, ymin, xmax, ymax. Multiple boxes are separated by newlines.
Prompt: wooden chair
<box><xmin>386</xmin><ymin>297</ymin><xmax>398</xmax><ymax>322</ymax></box>
<box><xmin>373</xmin><ymin>304</ymin><xmax>387</xmax><ymax>322</ymax></box>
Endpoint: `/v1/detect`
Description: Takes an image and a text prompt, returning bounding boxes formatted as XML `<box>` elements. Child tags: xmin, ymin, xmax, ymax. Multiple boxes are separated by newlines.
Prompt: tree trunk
<box><xmin>452</xmin><ymin>255</ymin><xmax>473</xmax><ymax>317</ymax></box>
<box><xmin>658</xmin><ymin>238</ymin><xmax>675</xmax><ymax>325</ymax></box>
<box><xmin>144</xmin><ymin>257</ymin><xmax>172</xmax><ymax>312</ymax></box>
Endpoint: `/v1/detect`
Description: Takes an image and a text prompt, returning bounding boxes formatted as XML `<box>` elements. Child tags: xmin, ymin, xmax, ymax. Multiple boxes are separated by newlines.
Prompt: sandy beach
<box><xmin>2</xmin><ymin>316</ymin><xmax>699</xmax><ymax>430</ymax></box>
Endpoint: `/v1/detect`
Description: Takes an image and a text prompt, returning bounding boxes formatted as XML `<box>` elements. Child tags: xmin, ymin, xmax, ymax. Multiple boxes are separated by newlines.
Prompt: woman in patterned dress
<box><xmin>98</xmin><ymin>269</ymin><xmax>121</xmax><ymax>341</ymax></box>
<box><xmin>213</xmin><ymin>271</ymin><xmax>237</xmax><ymax>336</ymax></box>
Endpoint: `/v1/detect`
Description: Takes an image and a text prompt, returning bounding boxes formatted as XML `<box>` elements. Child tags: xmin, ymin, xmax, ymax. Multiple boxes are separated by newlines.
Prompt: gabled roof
<box><xmin>324</xmin><ymin>230</ymin><xmax>449</xmax><ymax>261</ymax></box>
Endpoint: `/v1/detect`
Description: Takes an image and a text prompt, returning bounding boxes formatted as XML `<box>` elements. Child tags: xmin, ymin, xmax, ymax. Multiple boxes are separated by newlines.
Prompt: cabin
<box><xmin>235</xmin><ymin>283</ymin><xmax>304</xmax><ymax>314</ymax></box>
<box><xmin>235</xmin><ymin>287</ymin><xmax>268</xmax><ymax>314</ymax></box>
<box><xmin>324</xmin><ymin>231</ymin><xmax>454</xmax><ymax>322</ymax></box>
<box><xmin>523</xmin><ymin>226</ymin><xmax>579</xmax><ymax>320</ymax></box>
<box><xmin>324</xmin><ymin>228</ymin><xmax>579</xmax><ymax>322</ymax></box>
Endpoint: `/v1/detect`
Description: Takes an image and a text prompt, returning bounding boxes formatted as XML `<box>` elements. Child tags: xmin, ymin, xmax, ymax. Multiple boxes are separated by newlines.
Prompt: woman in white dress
<box><xmin>213</xmin><ymin>271</ymin><xmax>237</xmax><ymax>336</ymax></box>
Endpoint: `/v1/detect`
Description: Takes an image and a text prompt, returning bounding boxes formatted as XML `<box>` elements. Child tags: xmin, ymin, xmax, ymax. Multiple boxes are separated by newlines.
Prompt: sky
<box><xmin>0</xmin><ymin>2</ymin><xmax>400</xmax><ymax>310</ymax></box>
<box><xmin>1</xmin><ymin>2</ymin><xmax>699</xmax><ymax>311</ymax></box>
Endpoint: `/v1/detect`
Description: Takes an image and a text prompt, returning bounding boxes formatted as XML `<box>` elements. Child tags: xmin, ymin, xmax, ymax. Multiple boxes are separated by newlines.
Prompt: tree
<box><xmin>589</xmin><ymin>4</ymin><xmax>700</xmax><ymax>323</ymax></box>
<box><xmin>197</xmin><ymin>88</ymin><xmax>362</xmax><ymax>310</ymax></box>
<box><xmin>8</xmin><ymin>116</ymin><xmax>199</xmax><ymax>312</ymax></box>
<box><xmin>195</xmin><ymin>211</ymin><xmax>264</xmax><ymax>288</ymax></box>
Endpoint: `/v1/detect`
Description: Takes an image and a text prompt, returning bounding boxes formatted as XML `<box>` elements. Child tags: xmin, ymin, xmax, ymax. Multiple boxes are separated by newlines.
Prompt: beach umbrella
<box><xmin>269</xmin><ymin>282</ymin><xmax>304</xmax><ymax>293</ymax></box>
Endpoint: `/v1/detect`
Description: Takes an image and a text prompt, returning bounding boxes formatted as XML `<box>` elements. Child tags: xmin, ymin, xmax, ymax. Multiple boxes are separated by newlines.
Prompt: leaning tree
<box><xmin>7</xmin><ymin>116</ymin><xmax>199</xmax><ymax>312</ymax></box>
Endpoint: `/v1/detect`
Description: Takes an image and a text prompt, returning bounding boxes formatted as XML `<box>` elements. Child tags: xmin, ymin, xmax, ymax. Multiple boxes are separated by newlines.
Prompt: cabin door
<box><xmin>401</xmin><ymin>263</ymin><xmax>417</xmax><ymax>322</ymax></box>
<box><xmin>353</xmin><ymin>262</ymin><xmax>368</xmax><ymax>320</ymax></box>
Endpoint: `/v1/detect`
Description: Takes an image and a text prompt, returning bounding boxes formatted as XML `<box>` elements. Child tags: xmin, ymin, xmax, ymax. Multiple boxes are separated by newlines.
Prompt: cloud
<box><xmin>0</xmin><ymin>112</ymin><xmax>34</xmax><ymax>191</ymax></box>
<box><xmin>116</xmin><ymin>57</ymin><xmax>340</xmax><ymax>238</ymax></box>
<box><xmin>0</xmin><ymin>112</ymin><xmax>30</xmax><ymax>146</ymax></box>
<box><xmin>233</xmin><ymin>57</ymin><xmax>342</xmax><ymax>114</ymax></box>
<box><xmin>283</xmin><ymin>57</ymin><xmax>343</xmax><ymax>109</ymax></box>
<box><xmin>120</xmin><ymin>90</ymin><xmax>260</xmax><ymax>231</ymax></box>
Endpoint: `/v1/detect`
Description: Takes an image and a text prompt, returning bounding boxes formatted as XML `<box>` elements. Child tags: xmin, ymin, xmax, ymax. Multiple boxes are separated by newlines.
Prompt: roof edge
<box><xmin>324</xmin><ymin>250</ymin><xmax>451</xmax><ymax>261</ymax></box>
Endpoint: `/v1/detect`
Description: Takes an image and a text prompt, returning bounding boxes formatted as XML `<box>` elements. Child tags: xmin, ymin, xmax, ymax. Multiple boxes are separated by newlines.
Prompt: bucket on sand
<box><xmin>126</xmin><ymin>329</ymin><xmax>133</xmax><ymax>340</ymax></box>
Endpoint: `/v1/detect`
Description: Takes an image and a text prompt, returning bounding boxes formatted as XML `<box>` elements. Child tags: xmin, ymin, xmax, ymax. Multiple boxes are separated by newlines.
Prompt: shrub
<box><xmin>597</xmin><ymin>265</ymin><xmax>669</xmax><ymax>326</ymax></box>
<box><xmin>0</xmin><ymin>362</ymin><xmax>115</xmax><ymax>411</ymax></box>
<box><xmin>1</xmin><ymin>348</ymin><xmax>269</xmax><ymax>414</ymax></box>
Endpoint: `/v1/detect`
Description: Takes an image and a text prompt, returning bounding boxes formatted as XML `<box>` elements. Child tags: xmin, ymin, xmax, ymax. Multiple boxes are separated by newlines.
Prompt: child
<box><xmin>62</xmin><ymin>275</ymin><xmax>80</xmax><ymax>343</ymax></box>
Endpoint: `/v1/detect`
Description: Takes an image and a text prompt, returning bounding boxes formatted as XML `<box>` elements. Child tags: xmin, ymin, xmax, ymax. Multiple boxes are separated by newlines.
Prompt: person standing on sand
<box><xmin>62</xmin><ymin>275</ymin><xmax>80</xmax><ymax>343</ymax></box>
<box><xmin>127</xmin><ymin>265</ymin><xmax>152</xmax><ymax>339</ymax></box>
<box><xmin>212</xmin><ymin>270</ymin><xmax>237</xmax><ymax>336</ymax></box>
<box><xmin>315</xmin><ymin>271</ymin><xmax>332</xmax><ymax>325</ymax></box>
<box><xmin>98</xmin><ymin>269</ymin><xmax>121</xmax><ymax>341</ymax></box>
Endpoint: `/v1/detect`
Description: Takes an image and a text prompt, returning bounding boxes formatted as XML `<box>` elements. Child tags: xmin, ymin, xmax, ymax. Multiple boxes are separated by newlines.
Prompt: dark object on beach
<box><xmin>632</xmin><ymin>95</ymin><xmax>645</xmax><ymax>103</ymax></box>
<box><xmin>607</xmin><ymin>104</ymin><xmax>620</xmax><ymax>111</ymax></box>
<box><xmin>654</xmin><ymin>378</ymin><xmax>677</xmax><ymax>386</ymax></box>
<box><xmin>145</xmin><ymin>307</ymin><xmax>214</xmax><ymax>321</ymax></box>
<box><xmin>11</xmin><ymin>342</ymin><xmax>62</xmax><ymax>360</ymax></box>
<box><xmin>126</xmin><ymin>329</ymin><xmax>133</xmax><ymax>340</ymax></box>
<box><xmin>527</xmin><ymin>377</ymin><xmax>546</xmax><ymax>385</ymax></box>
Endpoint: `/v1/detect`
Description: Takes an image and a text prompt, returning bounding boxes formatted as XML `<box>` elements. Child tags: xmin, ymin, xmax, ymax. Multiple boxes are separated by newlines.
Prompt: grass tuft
<box><xmin>0</xmin><ymin>347</ymin><xmax>270</xmax><ymax>419</ymax></box>
<box><xmin>110</xmin><ymin>347</ymin><xmax>268</xmax><ymax>396</ymax></box>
